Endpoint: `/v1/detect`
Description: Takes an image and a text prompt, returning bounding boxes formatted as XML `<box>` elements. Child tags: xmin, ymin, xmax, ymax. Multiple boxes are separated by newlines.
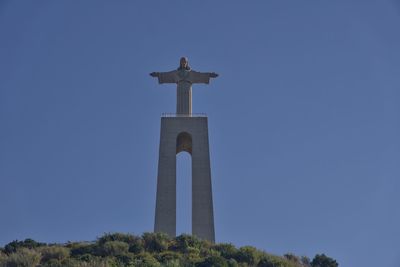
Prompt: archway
<box><xmin>176</xmin><ymin>132</ymin><xmax>192</xmax><ymax>154</ymax></box>
<box><xmin>176</xmin><ymin>132</ymin><xmax>193</xmax><ymax>235</ymax></box>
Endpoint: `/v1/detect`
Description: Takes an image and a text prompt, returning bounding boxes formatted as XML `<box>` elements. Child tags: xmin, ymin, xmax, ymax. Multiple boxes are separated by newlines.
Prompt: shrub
<box><xmin>257</xmin><ymin>253</ymin><xmax>294</xmax><ymax>267</ymax></box>
<box><xmin>235</xmin><ymin>246</ymin><xmax>260</xmax><ymax>266</ymax></box>
<box><xmin>0</xmin><ymin>251</ymin><xmax>8</xmax><ymax>266</ymax></box>
<box><xmin>56</xmin><ymin>258</ymin><xmax>85</xmax><ymax>267</ymax></box>
<box><xmin>66</xmin><ymin>257</ymin><xmax>115</xmax><ymax>267</ymax></box>
<box><xmin>257</xmin><ymin>257</ymin><xmax>274</xmax><ymax>267</ymax></box>
<box><xmin>40</xmin><ymin>258</ymin><xmax>64</xmax><ymax>267</ymax></box>
<box><xmin>226</xmin><ymin>259</ymin><xmax>239</xmax><ymax>267</ymax></box>
<box><xmin>68</xmin><ymin>242</ymin><xmax>98</xmax><ymax>256</ymax></box>
<box><xmin>162</xmin><ymin>259</ymin><xmax>181</xmax><ymax>267</ymax></box>
<box><xmin>97</xmin><ymin>232</ymin><xmax>144</xmax><ymax>254</ymax></box>
<box><xmin>98</xmin><ymin>233</ymin><xmax>138</xmax><ymax>245</ymax></box>
<box><xmin>196</xmin><ymin>255</ymin><xmax>228</xmax><ymax>267</ymax></box>
<box><xmin>133</xmin><ymin>252</ymin><xmax>161</xmax><ymax>267</ymax></box>
<box><xmin>5</xmin><ymin>248</ymin><xmax>41</xmax><ymax>267</ymax></box>
<box><xmin>171</xmin><ymin>234</ymin><xmax>203</xmax><ymax>253</ymax></box>
<box><xmin>39</xmin><ymin>246</ymin><xmax>70</xmax><ymax>262</ymax></box>
<box><xmin>101</xmin><ymin>241</ymin><xmax>129</xmax><ymax>256</ymax></box>
<box><xmin>213</xmin><ymin>243</ymin><xmax>238</xmax><ymax>259</ymax></box>
<box><xmin>227</xmin><ymin>258</ymin><xmax>239</xmax><ymax>267</ymax></box>
<box><xmin>115</xmin><ymin>252</ymin><xmax>137</xmax><ymax>265</ymax></box>
<box><xmin>311</xmin><ymin>254</ymin><xmax>338</xmax><ymax>267</ymax></box>
<box><xmin>65</xmin><ymin>255</ymin><xmax>113</xmax><ymax>267</ymax></box>
<box><xmin>128</xmin><ymin>238</ymin><xmax>144</xmax><ymax>254</ymax></box>
<box><xmin>199</xmin><ymin>247</ymin><xmax>221</xmax><ymax>259</ymax></box>
<box><xmin>4</xmin><ymin>239</ymin><xmax>45</xmax><ymax>254</ymax></box>
<box><xmin>156</xmin><ymin>251</ymin><xmax>182</xmax><ymax>264</ymax></box>
<box><xmin>284</xmin><ymin>253</ymin><xmax>300</xmax><ymax>264</ymax></box>
<box><xmin>181</xmin><ymin>250</ymin><xmax>202</xmax><ymax>266</ymax></box>
<box><xmin>301</xmin><ymin>256</ymin><xmax>311</xmax><ymax>267</ymax></box>
<box><xmin>142</xmin><ymin>232</ymin><xmax>170</xmax><ymax>253</ymax></box>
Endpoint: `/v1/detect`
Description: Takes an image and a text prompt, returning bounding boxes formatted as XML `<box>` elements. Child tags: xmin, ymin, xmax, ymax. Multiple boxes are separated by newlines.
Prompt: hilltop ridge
<box><xmin>0</xmin><ymin>232</ymin><xmax>338</xmax><ymax>267</ymax></box>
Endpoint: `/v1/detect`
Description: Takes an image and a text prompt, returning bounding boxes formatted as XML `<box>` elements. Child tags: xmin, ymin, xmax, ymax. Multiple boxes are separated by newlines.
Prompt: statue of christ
<box><xmin>150</xmin><ymin>57</ymin><xmax>218</xmax><ymax>115</ymax></box>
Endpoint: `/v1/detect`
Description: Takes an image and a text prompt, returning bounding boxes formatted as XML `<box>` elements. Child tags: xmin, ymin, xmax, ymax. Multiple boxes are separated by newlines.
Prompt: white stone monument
<box><xmin>150</xmin><ymin>57</ymin><xmax>218</xmax><ymax>242</ymax></box>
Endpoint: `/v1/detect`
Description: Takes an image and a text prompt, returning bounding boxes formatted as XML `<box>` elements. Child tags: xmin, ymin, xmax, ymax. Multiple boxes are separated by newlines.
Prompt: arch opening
<box><xmin>176</xmin><ymin>132</ymin><xmax>193</xmax><ymax>235</ymax></box>
<box><xmin>176</xmin><ymin>132</ymin><xmax>192</xmax><ymax>155</ymax></box>
<box><xmin>176</xmin><ymin>152</ymin><xmax>192</xmax><ymax>235</ymax></box>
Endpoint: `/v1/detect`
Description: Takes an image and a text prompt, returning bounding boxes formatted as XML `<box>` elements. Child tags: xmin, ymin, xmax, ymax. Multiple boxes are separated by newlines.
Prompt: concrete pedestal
<box><xmin>154</xmin><ymin>116</ymin><xmax>215</xmax><ymax>242</ymax></box>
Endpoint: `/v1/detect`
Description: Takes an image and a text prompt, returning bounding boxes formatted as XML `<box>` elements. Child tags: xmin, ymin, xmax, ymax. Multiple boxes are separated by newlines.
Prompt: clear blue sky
<box><xmin>1</xmin><ymin>1</ymin><xmax>399</xmax><ymax>266</ymax></box>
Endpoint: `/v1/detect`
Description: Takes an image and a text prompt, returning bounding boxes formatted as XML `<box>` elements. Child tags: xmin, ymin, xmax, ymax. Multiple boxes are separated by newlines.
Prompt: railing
<box><xmin>161</xmin><ymin>113</ymin><xmax>207</xmax><ymax>117</ymax></box>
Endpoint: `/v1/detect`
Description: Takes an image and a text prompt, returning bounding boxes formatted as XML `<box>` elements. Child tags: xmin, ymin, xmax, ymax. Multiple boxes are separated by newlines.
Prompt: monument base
<box><xmin>154</xmin><ymin>115</ymin><xmax>215</xmax><ymax>242</ymax></box>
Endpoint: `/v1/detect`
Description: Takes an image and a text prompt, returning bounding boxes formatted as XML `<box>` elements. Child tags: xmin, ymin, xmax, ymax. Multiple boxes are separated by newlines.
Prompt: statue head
<box><xmin>178</xmin><ymin>57</ymin><xmax>190</xmax><ymax>70</ymax></box>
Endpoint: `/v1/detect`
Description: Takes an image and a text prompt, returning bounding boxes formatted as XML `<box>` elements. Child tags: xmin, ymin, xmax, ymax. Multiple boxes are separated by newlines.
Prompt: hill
<box><xmin>0</xmin><ymin>232</ymin><xmax>338</xmax><ymax>267</ymax></box>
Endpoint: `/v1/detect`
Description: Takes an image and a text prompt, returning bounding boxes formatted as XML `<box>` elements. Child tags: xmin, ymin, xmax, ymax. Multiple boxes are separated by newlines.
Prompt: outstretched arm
<box><xmin>189</xmin><ymin>71</ymin><xmax>219</xmax><ymax>84</ymax></box>
<box><xmin>149</xmin><ymin>70</ymin><xmax>177</xmax><ymax>84</ymax></box>
<box><xmin>150</xmin><ymin>72</ymin><xmax>159</xmax><ymax>77</ymax></box>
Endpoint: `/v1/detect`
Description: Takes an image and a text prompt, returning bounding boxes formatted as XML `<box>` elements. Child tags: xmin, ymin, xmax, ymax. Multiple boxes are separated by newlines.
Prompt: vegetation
<box><xmin>0</xmin><ymin>233</ymin><xmax>338</xmax><ymax>267</ymax></box>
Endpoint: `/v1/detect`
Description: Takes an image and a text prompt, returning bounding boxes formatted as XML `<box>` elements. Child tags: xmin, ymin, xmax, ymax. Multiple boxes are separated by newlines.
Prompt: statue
<box><xmin>150</xmin><ymin>57</ymin><xmax>218</xmax><ymax>115</ymax></box>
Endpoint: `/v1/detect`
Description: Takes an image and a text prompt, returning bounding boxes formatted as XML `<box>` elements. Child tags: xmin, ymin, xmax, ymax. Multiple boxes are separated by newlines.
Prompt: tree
<box><xmin>4</xmin><ymin>239</ymin><xmax>45</xmax><ymax>254</ymax></box>
<box><xmin>301</xmin><ymin>256</ymin><xmax>311</xmax><ymax>267</ymax></box>
<box><xmin>311</xmin><ymin>254</ymin><xmax>338</xmax><ymax>267</ymax></box>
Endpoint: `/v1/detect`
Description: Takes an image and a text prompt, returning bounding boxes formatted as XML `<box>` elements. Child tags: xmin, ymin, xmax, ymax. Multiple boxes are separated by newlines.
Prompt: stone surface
<box><xmin>155</xmin><ymin>70</ymin><xmax>212</xmax><ymax>115</ymax></box>
<box><xmin>154</xmin><ymin>116</ymin><xmax>215</xmax><ymax>242</ymax></box>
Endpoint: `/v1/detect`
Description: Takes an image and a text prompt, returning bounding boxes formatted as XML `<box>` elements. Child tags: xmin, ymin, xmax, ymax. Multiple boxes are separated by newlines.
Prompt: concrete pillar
<box><xmin>192</xmin><ymin>121</ymin><xmax>215</xmax><ymax>242</ymax></box>
<box><xmin>154</xmin><ymin>118</ymin><xmax>177</xmax><ymax>237</ymax></box>
<box><xmin>154</xmin><ymin>116</ymin><xmax>215</xmax><ymax>242</ymax></box>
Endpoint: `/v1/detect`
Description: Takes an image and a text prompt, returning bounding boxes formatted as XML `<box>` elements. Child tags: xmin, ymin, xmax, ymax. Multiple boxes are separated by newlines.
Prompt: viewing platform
<box><xmin>161</xmin><ymin>113</ymin><xmax>207</xmax><ymax>117</ymax></box>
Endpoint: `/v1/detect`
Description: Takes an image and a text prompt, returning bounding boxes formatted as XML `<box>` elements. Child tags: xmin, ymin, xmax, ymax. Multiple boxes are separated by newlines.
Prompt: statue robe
<box><xmin>157</xmin><ymin>69</ymin><xmax>211</xmax><ymax>115</ymax></box>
